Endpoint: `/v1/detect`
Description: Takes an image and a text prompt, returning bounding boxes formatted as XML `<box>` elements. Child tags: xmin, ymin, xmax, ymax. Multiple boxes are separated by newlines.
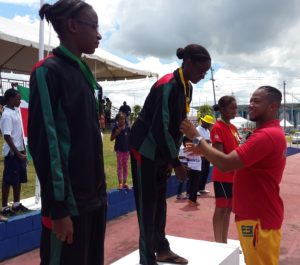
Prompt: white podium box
<box><xmin>20</xmin><ymin>196</ymin><xmax>41</xmax><ymax>210</ymax></box>
<box><xmin>111</xmin><ymin>235</ymin><xmax>243</xmax><ymax>265</ymax></box>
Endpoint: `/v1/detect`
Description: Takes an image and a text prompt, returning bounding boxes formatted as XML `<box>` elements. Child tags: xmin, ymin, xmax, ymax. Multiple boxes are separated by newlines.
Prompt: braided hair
<box><xmin>39</xmin><ymin>0</ymin><xmax>92</xmax><ymax>37</ymax></box>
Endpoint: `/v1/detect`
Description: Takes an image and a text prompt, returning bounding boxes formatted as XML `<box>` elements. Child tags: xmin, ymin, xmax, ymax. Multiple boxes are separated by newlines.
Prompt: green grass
<box><xmin>0</xmin><ymin>131</ymin><xmax>132</xmax><ymax>202</ymax></box>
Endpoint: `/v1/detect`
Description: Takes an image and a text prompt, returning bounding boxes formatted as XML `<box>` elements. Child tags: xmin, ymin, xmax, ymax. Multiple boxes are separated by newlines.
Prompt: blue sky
<box><xmin>0</xmin><ymin>3</ymin><xmax>37</xmax><ymax>19</ymax></box>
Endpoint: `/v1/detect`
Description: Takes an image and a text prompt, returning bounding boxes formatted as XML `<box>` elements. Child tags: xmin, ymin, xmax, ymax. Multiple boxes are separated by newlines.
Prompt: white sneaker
<box><xmin>0</xmin><ymin>214</ymin><xmax>8</xmax><ymax>222</ymax></box>
<box><xmin>176</xmin><ymin>194</ymin><xmax>187</xmax><ymax>200</ymax></box>
<box><xmin>200</xmin><ymin>190</ymin><xmax>210</xmax><ymax>194</ymax></box>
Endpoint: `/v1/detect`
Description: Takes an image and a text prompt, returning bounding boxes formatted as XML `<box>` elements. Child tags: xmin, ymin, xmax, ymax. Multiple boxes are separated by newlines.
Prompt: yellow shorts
<box><xmin>236</xmin><ymin>219</ymin><xmax>281</xmax><ymax>265</ymax></box>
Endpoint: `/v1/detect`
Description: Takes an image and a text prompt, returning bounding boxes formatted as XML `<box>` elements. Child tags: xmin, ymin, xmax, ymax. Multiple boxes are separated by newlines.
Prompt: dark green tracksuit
<box><xmin>130</xmin><ymin>69</ymin><xmax>191</xmax><ymax>265</ymax></box>
<box><xmin>28</xmin><ymin>48</ymin><xmax>106</xmax><ymax>265</ymax></box>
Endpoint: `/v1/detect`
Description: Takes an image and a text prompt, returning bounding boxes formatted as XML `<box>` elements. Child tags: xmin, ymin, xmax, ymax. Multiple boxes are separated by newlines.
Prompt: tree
<box><xmin>131</xmin><ymin>104</ymin><xmax>142</xmax><ymax>123</ymax></box>
<box><xmin>197</xmin><ymin>104</ymin><xmax>214</xmax><ymax>122</ymax></box>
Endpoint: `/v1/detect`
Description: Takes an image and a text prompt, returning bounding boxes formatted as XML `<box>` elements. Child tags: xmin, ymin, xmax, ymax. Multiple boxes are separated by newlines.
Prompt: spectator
<box><xmin>119</xmin><ymin>101</ymin><xmax>131</xmax><ymax>116</ymax></box>
<box><xmin>181</xmin><ymin>86</ymin><xmax>286</xmax><ymax>265</ymax></box>
<box><xmin>104</xmin><ymin>97</ymin><xmax>112</xmax><ymax>126</ymax></box>
<box><xmin>130</xmin><ymin>43</ymin><xmax>211</xmax><ymax>265</ymax></box>
<box><xmin>0</xmin><ymin>88</ymin><xmax>29</xmax><ymax>217</ymax></box>
<box><xmin>181</xmin><ymin>136</ymin><xmax>202</xmax><ymax>206</ymax></box>
<box><xmin>196</xmin><ymin>115</ymin><xmax>214</xmax><ymax>195</ymax></box>
<box><xmin>28</xmin><ymin>1</ymin><xmax>106</xmax><ymax>264</ymax></box>
<box><xmin>110</xmin><ymin>112</ymin><xmax>130</xmax><ymax>190</ymax></box>
<box><xmin>210</xmin><ymin>96</ymin><xmax>240</xmax><ymax>243</ymax></box>
<box><xmin>97</xmin><ymin>84</ymin><xmax>104</xmax><ymax>114</ymax></box>
<box><xmin>119</xmin><ymin>101</ymin><xmax>131</xmax><ymax>124</ymax></box>
<box><xmin>0</xmin><ymin>104</ymin><xmax>4</xmax><ymax>118</ymax></box>
<box><xmin>99</xmin><ymin>114</ymin><xmax>105</xmax><ymax>140</ymax></box>
<box><xmin>176</xmin><ymin>141</ymin><xmax>189</xmax><ymax>200</ymax></box>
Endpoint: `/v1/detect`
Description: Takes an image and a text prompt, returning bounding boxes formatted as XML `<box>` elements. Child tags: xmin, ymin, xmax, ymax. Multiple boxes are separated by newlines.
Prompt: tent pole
<box><xmin>35</xmin><ymin>0</ymin><xmax>45</xmax><ymax>206</ymax></box>
<box><xmin>0</xmin><ymin>70</ymin><xmax>2</xmax><ymax>96</ymax></box>
<box><xmin>38</xmin><ymin>0</ymin><xmax>45</xmax><ymax>60</ymax></box>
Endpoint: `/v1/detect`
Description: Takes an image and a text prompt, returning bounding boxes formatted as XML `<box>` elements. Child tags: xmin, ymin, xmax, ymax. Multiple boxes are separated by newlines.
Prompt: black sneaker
<box><xmin>1</xmin><ymin>207</ymin><xmax>16</xmax><ymax>216</ymax></box>
<box><xmin>12</xmin><ymin>203</ymin><xmax>30</xmax><ymax>213</ymax></box>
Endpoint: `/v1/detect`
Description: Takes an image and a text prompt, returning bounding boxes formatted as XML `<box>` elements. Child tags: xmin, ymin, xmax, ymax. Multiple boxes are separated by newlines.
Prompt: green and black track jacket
<box><xmin>28</xmin><ymin>48</ymin><xmax>106</xmax><ymax>221</ymax></box>
<box><xmin>130</xmin><ymin>69</ymin><xmax>192</xmax><ymax>168</ymax></box>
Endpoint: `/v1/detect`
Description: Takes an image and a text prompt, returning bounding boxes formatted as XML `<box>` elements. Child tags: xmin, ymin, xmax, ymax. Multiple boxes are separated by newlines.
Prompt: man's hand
<box><xmin>52</xmin><ymin>216</ymin><xmax>74</xmax><ymax>244</ymax></box>
<box><xmin>174</xmin><ymin>164</ymin><xmax>187</xmax><ymax>181</ymax></box>
<box><xmin>184</xmin><ymin>142</ymin><xmax>204</xmax><ymax>156</ymax></box>
<box><xmin>17</xmin><ymin>152</ymin><xmax>27</xmax><ymax>160</ymax></box>
<box><xmin>180</xmin><ymin>119</ymin><xmax>200</xmax><ymax>140</ymax></box>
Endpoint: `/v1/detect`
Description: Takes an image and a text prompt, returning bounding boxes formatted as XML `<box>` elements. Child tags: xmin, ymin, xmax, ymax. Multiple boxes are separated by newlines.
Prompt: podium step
<box><xmin>111</xmin><ymin>235</ymin><xmax>245</xmax><ymax>265</ymax></box>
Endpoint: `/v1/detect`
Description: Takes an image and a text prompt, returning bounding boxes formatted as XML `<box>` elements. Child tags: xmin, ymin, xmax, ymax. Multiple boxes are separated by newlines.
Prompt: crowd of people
<box><xmin>0</xmin><ymin>1</ymin><xmax>287</xmax><ymax>265</ymax></box>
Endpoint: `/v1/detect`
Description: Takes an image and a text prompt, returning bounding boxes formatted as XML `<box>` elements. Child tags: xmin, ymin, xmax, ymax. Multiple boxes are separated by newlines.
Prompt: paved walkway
<box><xmin>2</xmin><ymin>153</ymin><xmax>300</xmax><ymax>265</ymax></box>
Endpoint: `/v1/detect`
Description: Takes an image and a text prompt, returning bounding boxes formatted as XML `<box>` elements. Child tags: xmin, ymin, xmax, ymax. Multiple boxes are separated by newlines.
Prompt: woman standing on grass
<box><xmin>211</xmin><ymin>95</ymin><xmax>240</xmax><ymax>243</ymax></box>
<box><xmin>110</xmin><ymin>112</ymin><xmax>130</xmax><ymax>190</ymax></box>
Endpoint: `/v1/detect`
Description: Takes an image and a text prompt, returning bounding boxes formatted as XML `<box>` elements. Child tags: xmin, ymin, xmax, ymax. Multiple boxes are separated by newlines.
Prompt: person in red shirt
<box><xmin>181</xmin><ymin>86</ymin><xmax>286</xmax><ymax>265</ymax></box>
<box><xmin>210</xmin><ymin>96</ymin><xmax>240</xmax><ymax>243</ymax></box>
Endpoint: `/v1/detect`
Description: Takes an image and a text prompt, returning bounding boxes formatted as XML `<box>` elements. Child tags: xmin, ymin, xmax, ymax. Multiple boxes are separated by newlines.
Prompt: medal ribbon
<box><xmin>179</xmin><ymin>67</ymin><xmax>191</xmax><ymax>114</ymax></box>
<box><xmin>220</xmin><ymin>118</ymin><xmax>241</xmax><ymax>145</ymax></box>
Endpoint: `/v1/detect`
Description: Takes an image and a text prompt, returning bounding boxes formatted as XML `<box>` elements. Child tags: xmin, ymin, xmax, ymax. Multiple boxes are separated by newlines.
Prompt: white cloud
<box><xmin>193</xmin><ymin>68</ymin><xmax>285</xmax><ymax>106</ymax></box>
<box><xmin>13</xmin><ymin>14</ymin><xmax>39</xmax><ymax>26</ymax></box>
<box><xmin>87</xmin><ymin>0</ymin><xmax>122</xmax><ymax>35</ymax></box>
<box><xmin>91</xmin><ymin>0</ymin><xmax>300</xmax><ymax>106</ymax></box>
<box><xmin>134</xmin><ymin>57</ymin><xmax>179</xmax><ymax>77</ymax></box>
<box><xmin>1</xmin><ymin>0</ymin><xmax>300</xmax><ymax>108</ymax></box>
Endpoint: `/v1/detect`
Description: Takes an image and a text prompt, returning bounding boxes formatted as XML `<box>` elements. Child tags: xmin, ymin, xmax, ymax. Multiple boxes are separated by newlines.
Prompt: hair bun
<box><xmin>213</xmin><ymin>104</ymin><xmax>220</xmax><ymax>111</ymax></box>
<box><xmin>39</xmin><ymin>3</ymin><xmax>51</xmax><ymax>21</ymax></box>
<box><xmin>176</xmin><ymin>48</ymin><xmax>184</xmax><ymax>59</ymax></box>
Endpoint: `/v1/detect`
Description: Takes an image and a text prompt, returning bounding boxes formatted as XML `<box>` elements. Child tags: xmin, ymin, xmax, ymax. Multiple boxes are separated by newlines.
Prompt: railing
<box><xmin>0</xmin><ymin>78</ymin><xmax>29</xmax><ymax>96</ymax></box>
<box><xmin>0</xmin><ymin>77</ymin><xmax>135</xmax><ymax>129</ymax></box>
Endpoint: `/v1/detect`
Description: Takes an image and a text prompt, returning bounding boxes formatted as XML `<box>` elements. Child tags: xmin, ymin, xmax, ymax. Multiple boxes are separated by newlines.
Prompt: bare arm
<box><xmin>213</xmin><ymin>142</ymin><xmax>224</xmax><ymax>153</ymax></box>
<box><xmin>181</xmin><ymin>119</ymin><xmax>244</xmax><ymax>172</ymax></box>
<box><xmin>195</xmin><ymin>140</ymin><xmax>243</xmax><ymax>172</ymax></box>
<box><xmin>52</xmin><ymin>216</ymin><xmax>73</xmax><ymax>244</ymax></box>
<box><xmin>4</xmin><ymin>135</ymin><xmax>27</xmax><ymax>160</ymax></box>
<box><xmin>110</xmin><ymin>127</ymin><xmax>122</xmax><ymax>141</ymax></box>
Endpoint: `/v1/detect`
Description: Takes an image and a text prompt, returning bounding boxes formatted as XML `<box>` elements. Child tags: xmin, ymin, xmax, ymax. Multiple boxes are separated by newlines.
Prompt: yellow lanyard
<box><xmin>179</xmin><ymin>68</ymin><xmax>190</xmax><ymax>114</ymax></box>
<box><xmin>220</xmin><ymin>118</ymin><xmax>241</xmax><ymax>145</ymax></box>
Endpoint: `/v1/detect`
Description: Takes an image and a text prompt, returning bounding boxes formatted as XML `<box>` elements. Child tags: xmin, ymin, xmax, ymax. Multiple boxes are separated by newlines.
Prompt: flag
<box><xmin>17</xmin><ymin>85</ymin><xmax>40</xmax><ymax>204</ymax></box>
<box><xmin>17</xmin><ymin>85</ymin><xmax>31</xmax><ymax>160</ymax></box>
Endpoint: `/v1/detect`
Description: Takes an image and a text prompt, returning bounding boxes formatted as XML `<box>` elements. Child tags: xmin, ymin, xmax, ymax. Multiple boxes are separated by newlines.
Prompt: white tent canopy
<box><xmin>280</xmin><ymin>119</ymin><xmax>294</xmax><ymax>128</ymax></box>
<box><xmin>231</xmin><ymin>116</ymin><xmax>254</xmax><ymax>129</ymax></box>
<box><xmin>0</xmin><ymin>16</ymin><xmax>157</xmax><ymax>81</ymax></box>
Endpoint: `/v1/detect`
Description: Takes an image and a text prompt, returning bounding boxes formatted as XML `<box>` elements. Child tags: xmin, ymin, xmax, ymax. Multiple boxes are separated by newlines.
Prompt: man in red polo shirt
<box><xmin>180</xmin><ymin>86</ymin><xmax>286</xmax><ymax>265</ymax></box>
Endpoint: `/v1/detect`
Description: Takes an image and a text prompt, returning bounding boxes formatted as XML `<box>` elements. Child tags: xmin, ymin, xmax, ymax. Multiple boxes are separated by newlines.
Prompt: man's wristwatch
<box><xmin>192</xmin><ymin>136</ymin><xmax>204</xmax><ymax>145</ymax></box>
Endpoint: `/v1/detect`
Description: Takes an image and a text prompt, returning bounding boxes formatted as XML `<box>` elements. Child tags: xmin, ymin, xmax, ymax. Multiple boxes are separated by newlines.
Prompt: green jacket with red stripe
<box><xmin>130</xmin><ymin>69</ymin><xmax>192</xmax><ymax>168</ymax></box>
<box><xmin>28</xmin><ymin>48</ymin><xmax>106</xmax><ymax>220</ymax></box>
